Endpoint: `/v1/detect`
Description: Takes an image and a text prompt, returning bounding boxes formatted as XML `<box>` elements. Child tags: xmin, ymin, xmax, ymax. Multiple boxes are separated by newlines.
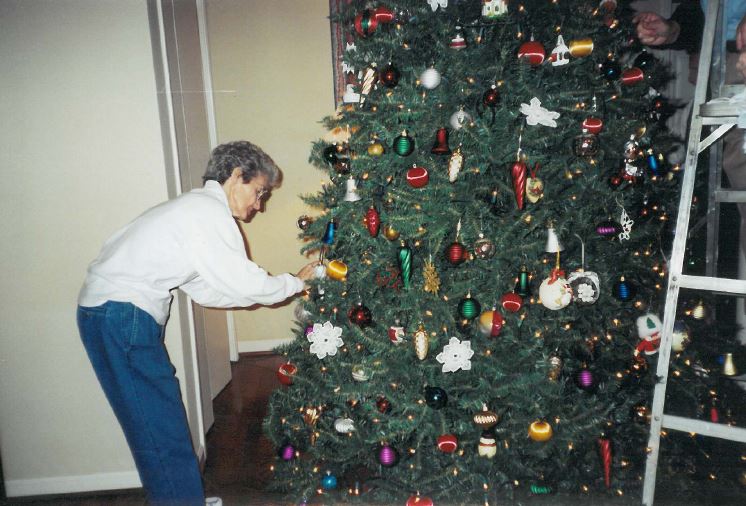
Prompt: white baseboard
<box><xmin>237</xmin><ymin>337</ymin><xmax>293</xmax><ymax>354</ymax></box>
<box><xmin>5</xmin><ymin>470</ymin><xmax>141</xmax><ymax>498</ymax></box>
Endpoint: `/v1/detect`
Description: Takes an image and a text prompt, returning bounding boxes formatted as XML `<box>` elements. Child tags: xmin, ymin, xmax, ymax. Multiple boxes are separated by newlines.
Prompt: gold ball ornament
<box><xmin>383</xmin><ymin>224</ymin><xmax>400</xmax><ymax>241</ymax></box>
<box><xmin>326</xmin><ymin>260</ymin><xmax>348</xmax><ymax>281</ymax></box>
<box><xmin>528</xmin><ymin>420</ymin><xmax>553</xmax><ymax>442</ymax></box>
<box><xmin>367</xmin><ymin>140</ymin><xmax>385</xmax><ymax>156</ymax></box>
<box><xmin>738</xmin><ymin>470</ymin><xmax>746</xmax><ymax>487</ymax></box>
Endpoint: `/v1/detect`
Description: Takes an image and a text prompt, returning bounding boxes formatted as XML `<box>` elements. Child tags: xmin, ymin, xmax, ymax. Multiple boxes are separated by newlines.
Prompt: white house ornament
<box><xmin>539</xmin><ymin>268</ymin><xmax>573</xmax><ymax>310</ymax></box>
<box><xmin>342</xmin><ymin>84</ymin><xmax>361</xmax><ymax>104</ymax></box>
<box><xmin>436</xmin><ymin>337</ymin><xmax>474</xmax><ymax>373</ymax></box>
<box><xmin>520</xmin><ymin>97</ymin><xmax>560</xmax><ymax>128</ymax></box>
<box><xmin>482</xmin><ymin>0</ymin><xmax>507</xmax><ymax>19</ymax></box>
<box><xmin>307</xmin><ymin>321</ymin><xmax>344</xmax><ymax>359</ymax></box>
<box><xmin>550</xmin><ymin>35</ymin><xmax>570</xmax><ymax>67</ymax></box>
<box><xmin>427</xmin><ymin>0</ymin><xmax>448</xmax><ymax>12</ymax></box>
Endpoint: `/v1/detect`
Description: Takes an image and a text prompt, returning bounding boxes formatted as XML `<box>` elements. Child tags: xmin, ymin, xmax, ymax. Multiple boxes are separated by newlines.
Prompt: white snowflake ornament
<box><xmin>307</xmin><ymin>321</ymin><xmax>344</xmax><ymax>359</ymax></box>
<box><xmin>436</xmin><ymin>337</ymin><xmax>474</xmax><ymax>373</ymax></box>
<box><xmin>520</xmin><ymin>97</ymin><xmax>560</xmax><ymax>127</ymax></box>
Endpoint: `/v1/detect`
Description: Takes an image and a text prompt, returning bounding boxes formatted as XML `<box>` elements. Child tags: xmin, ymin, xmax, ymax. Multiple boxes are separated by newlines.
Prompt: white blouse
<box><xmin>78</xmin><ymin>180</ymin><xmax>304</xmax><ymax>324</ymax></box>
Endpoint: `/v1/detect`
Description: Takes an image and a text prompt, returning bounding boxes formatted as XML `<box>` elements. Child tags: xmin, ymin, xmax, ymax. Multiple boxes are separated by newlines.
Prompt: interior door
<box><xmin>157</xmin><ymin>0</ymin><xmax>232</xmax><ymax>433</ymax></box>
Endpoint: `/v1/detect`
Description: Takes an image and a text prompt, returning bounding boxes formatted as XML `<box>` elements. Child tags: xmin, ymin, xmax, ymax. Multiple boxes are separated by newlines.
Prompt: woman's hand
<box><xmin>296</xmin><ymin>261</ymin><xmax>321</xmax><ymax>282</ymax></box>
<box><xmin>633</xmin><ymin>12</ymin><xmax>679</xmax><ymax>46</ymax></box>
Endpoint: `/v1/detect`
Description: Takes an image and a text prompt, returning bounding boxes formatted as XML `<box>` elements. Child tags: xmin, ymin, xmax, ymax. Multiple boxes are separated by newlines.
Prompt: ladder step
<box><xmin>677</xmin><ymin>274</ymin><xmax>746</xmax><ymax>295</ymax></box>
<box><xmin>699</xmin><ymin>92</ymin><xmax>746</xmax><ymax>118</ymax></box>
<box><xmin>662</xmin><ymin>414</ymin><xmax>746</xmax><ymax>443</ymax></box>
<box><xmin>715</xmin><ymin>190</ymin><xmax>746</xmax><ymax>203</ymax></box>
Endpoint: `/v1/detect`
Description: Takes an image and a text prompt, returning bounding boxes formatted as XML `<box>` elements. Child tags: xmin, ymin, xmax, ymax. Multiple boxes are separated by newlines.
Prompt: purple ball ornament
<box><xmin>378</xmin><ymin>444</ymin><xmax>399</xmax><ymax>467</ymax></box>
<box><xmin>596</xmin><ymin>220</ymin><xmax>622</xmax><ymax>238</ymax></box>
<box><xmin>305</xmin><ymin>325</ymin><xmax>314</xmax><ymax>336</ymax></box>
<box><xmin>279</xmin><ymin>443</ymin><xmax>296</xmax><ymax>461</ymax></box>
<box><xmin>575</xmin><ymin>367</ymin><xmax>596</xmax><ymax>390</ymax></box>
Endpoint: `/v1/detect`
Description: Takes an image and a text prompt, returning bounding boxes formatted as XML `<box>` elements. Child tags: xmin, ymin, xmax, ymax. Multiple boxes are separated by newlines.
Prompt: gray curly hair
<box><xmin>203</xmin><ymin>140</ymin><xmax>281</xmax><ymax>187</ymax></box>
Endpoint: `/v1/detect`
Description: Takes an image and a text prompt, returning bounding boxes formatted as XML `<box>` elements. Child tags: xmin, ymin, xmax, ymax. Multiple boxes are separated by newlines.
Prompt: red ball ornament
<box><xmin>609</xmin><ymin>174</ymin><xmax>623</xmax><ymax>188</ymax></box>
<box><xmin>446</xmin><ymin>241</ymin><xmax>467</xmax><ymax>265</ymax></box>
<box><xmin>406</xmin><ymin>165</ymin><xmax>429</xmax><ymax>188</ymax></box>
<box><xmin>582</xmin><ymin>117</ymin><xmax>603</xmax><ymax>135</ymax></box>
<box><xmin>365</xmin><ymin>206</ymin><xmax>380</xmax><ymax>237</ymax></box>
<box><xmin>436</xmin><ymin>433</ymin><xmax>458</xmax><ymax>453</ymax></box>
<box><xmin>500</xmin><ymin>292</ymin><xmax>523</xmax><ymax>313</ymax></box>
<box><xmin>379</xmin><ymin>63</ymin><xmax>400</xmax><ymax>88</ymax></box>
<box><xmin>621</xmin><ymin>67</ymin><xmax>644</xmax><ymax>85</ymax></box>
<box><xmin>376</xmin><ymin>396</ymin><xmax>392</xmax><ymax>414</ymax></box>
<box><xmin>276</xmin><ymin>362</ymin><xmax>297</xmax><ymax>385</ymax></box>
<box><xmin>348</xmin><ymin>304</ymin><xmax>372</xmax><ymax>326</ymax></box>
<box><xmin>482</xmin><ymin>85</ymin><xmax>500</xmax><ymax>107</ymax></box>
<box><xmin>354</xmin><ymin>7</ymin><xmax>395</xmax><ymax>37</ymax></box>
<box><xmin>406</xmin><ymin>495</ymin><xmax>434</xmax><ymax>506</ymax></box>
<box><xmin>518</xmin><ymin>40</ymin><xmax>546</xmax><ymax>66</ymax></box>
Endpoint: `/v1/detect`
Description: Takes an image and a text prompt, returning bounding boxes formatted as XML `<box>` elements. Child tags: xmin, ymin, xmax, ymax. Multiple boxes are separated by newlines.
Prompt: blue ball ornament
<box><xmin>321</xmin><ymin>471</ymin><xmax>337</xmax><ymax>490</ymax></box>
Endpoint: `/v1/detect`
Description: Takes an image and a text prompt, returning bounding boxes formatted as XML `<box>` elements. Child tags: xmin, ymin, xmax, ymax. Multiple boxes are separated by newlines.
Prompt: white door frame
<box><xmin>196</xmin><ymin>0</ymin><xmax>240</xmax><ymax>362</ymax></box>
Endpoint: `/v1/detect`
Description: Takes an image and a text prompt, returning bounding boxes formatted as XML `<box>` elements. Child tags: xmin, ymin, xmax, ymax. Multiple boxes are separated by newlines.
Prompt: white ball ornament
<box><xmin>449</xmin><ymin>108</ymin><xmax>472</xmax><ymax>130</ymax></box>
<box><xmin>420</xmin><ymin>67</ymin><xmax>441</xmax><ymax>89</ymax></box>
<box><xmin>334</xmin><ymin>417</ymin><xmax>355</xmax><ymax>433</ymax></box>
<box><xmin>671</xmin><ymin>320</ymin><xmax>690</xmax><ymax>352</ymax></box>
<box><xmin>539</xmin><ymin>274</ymin><xmax>573</xmax><ymax>310</ymax></box>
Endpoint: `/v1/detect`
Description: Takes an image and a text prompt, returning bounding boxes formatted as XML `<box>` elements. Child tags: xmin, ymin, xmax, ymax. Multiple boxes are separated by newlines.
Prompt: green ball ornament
<box><xmin>393</xmin><ymin>130</ymin><xmax>415</xmax><ymax>156</ymax></box>
<box><xmin>458</xmin><ymin>294</ymin><xmax>481</xmax><ymax>320</ymax></box>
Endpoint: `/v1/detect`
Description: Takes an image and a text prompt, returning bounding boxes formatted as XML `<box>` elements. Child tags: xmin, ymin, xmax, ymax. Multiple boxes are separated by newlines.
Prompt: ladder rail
<box><xmin>641</xmin><ymin>1</ymin><xmax>723</xmax><ymax>505</ymax></box>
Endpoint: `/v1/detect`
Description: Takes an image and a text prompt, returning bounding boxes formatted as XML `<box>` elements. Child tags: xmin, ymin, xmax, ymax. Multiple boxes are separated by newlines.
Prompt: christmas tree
<box><xmin>264</xmin><ymin>0</ymin><xmax>746</xmax><ymax>503</ymax></box>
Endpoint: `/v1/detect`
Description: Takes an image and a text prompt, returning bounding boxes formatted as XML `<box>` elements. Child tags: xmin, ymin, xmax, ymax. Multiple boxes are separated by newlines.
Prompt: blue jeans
<box><xmin>77</xmin><ymin>301</ymin><xmax>204</xmax><ymax>505</ymax></box>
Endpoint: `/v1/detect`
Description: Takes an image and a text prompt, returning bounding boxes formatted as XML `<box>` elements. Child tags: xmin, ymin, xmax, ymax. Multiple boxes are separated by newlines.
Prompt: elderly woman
<box><xmin>77</xmin><ymin>141</ymin><xmax>317</xmax><ymax>505</ymax></box>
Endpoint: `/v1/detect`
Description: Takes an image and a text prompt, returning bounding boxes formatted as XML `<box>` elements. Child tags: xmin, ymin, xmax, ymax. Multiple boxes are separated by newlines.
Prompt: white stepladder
<box><xmin>641</xmin><ymin>1</ymin><xmax>746</xmax><ymax>505</ymax></box>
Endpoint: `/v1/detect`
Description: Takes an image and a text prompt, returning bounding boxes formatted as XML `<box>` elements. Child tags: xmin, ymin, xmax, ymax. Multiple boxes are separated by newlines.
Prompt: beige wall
<box><xmin>205</xmin><ymin>0</ymin><xmax>333</xmax><ymax>349</ymax></box>
<box><xmin>0</xmin><ymin>0</ymin><xmax>191</xmax><ymax>496</ymax></box>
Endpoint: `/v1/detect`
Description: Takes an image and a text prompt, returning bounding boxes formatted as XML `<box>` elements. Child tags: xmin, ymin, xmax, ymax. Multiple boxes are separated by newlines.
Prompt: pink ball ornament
<box><xmin>378</xmin><ymin>444</ymin><xmax>398</xmax><ymax>467</ymax></box>
<box><xmin>575</xmin><ymin>367</ymin><xmax>596</xmax><ymax>390</ymax></box>
<box><xmin>279</xmin><ymin>444</ymin><xmax>295</xmax><ymax>461</ymax></box>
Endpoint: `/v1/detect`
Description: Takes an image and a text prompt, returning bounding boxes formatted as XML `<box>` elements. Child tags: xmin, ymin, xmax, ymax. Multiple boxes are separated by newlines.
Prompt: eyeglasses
<box><xmin>254</xmin><ymin>186</ymin><xmax>268</xmax><ymax>200</ymax></box>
